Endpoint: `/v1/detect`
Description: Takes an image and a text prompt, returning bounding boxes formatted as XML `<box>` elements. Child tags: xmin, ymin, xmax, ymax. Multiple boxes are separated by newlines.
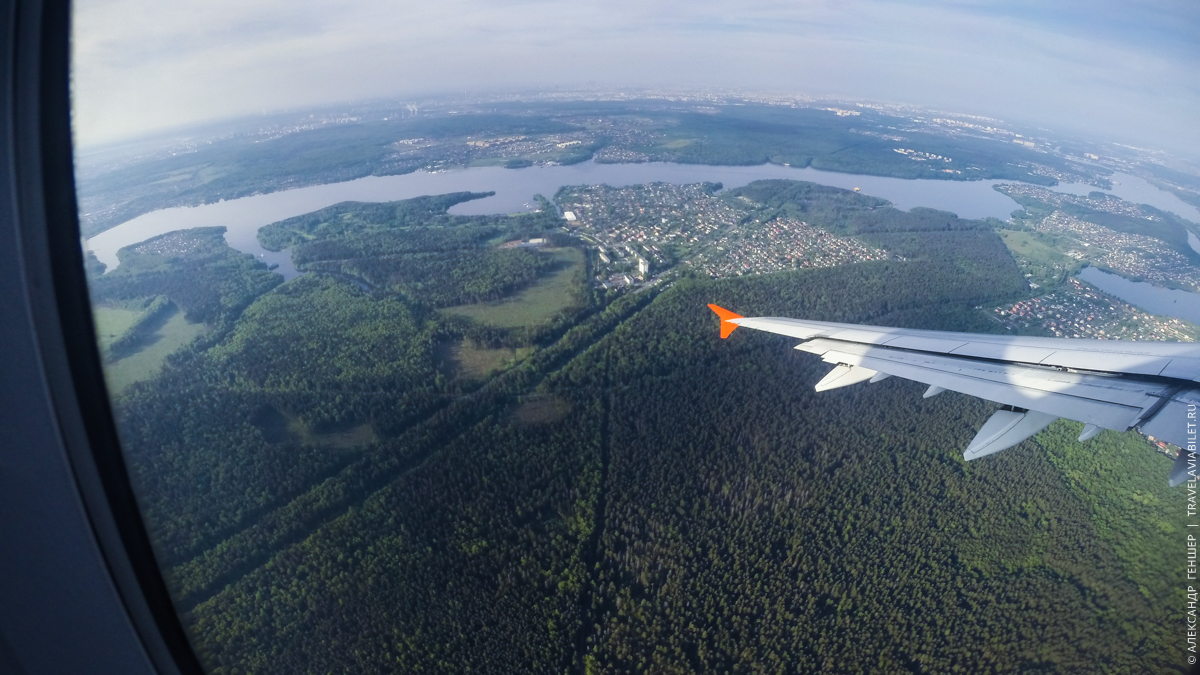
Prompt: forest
<box><xmin>725</xmin><ymin>179</ymin><xmax>999</xmax><ymax>235</ymax></box>
<box><xmin>89</xmin><ymin>227</ymin><xmax>282</xmax><ymax>324</ymax></box>
<box><xmin>102</xmin><ymin>194</ymin><xmax>575</xmax><ymax>570</ymax></box>
<box><xmin>618</xmin><ymin>106</ymin><xmax>1068</xmax><ymax>187</ymax></box>
<box><xmin>256</xmin><ymin>192</ymin><xmax>495</xmax><ymax>250</ymax></box>
<box><xmin>95</xmin><ymin>184</ymin><xmax>1187</xmax><ymax>674</ymax></box>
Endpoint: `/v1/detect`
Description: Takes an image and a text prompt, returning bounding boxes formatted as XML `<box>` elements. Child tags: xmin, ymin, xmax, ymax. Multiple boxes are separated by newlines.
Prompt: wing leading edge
<box><xmin>708</xmin><ymin>304</ymin><xmax>1200</xmax><ymax>486</ymax></box>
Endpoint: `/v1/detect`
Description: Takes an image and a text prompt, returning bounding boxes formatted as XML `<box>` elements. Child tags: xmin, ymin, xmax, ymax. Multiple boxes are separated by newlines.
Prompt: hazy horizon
<box><xmin>72</xmin><ymin>0</ymin><xmax>1200</xmax><ymax>159</ymax></box>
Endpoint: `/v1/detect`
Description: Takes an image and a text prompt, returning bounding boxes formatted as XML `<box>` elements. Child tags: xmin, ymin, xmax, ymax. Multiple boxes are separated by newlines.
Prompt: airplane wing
<box><xmin>708</xmin><ymin>304</ymin><xmax>1200</xmax><ymax>486</ymax></box>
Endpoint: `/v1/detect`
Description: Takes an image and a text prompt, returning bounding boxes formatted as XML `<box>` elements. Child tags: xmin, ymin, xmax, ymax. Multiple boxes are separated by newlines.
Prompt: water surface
<box><xmin>1051</xmin><ymin>171</ymin><xmax>1200</xmax><ymax>225</ymax></box>
<box><xmin>87</xmin><ymin>162</ymin><xmax>1200</xmax><ymax>281</ymax></box>
<box><xmin>1077</xmin><ymin>266</ymin><xmax>1200</xmax><ymax>325</ymax></box>
<box><xmin>86</xmin><ymin>162</ymin><xmax>1029</xmax><ymax>277</ymax></box>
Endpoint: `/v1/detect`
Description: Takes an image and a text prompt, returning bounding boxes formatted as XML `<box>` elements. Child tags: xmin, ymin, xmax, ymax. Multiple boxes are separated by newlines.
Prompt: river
<box><xmin>1049</xmin><ymin>171</ymin><xmax>1200</xmax><ymax>225</ymax></box>
<box><xmin>86</xmin><ymin>162</ymin><xmax>1200</xmax><ymax>281</ymax></box>
<box><xmin>86</xmin><ymin>161</ymin><xmax>1032</xmax><ymax>277</ymax></box>
<box><xmin>1077</xmin><ymin>267</ymin><xmax>1200</xmax><ymax>325</ymax></box>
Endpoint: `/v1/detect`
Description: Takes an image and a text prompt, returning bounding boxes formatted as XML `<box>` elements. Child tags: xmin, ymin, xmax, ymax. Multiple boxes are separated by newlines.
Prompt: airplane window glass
<box><xmin>71</xmin><ymin>1</ymin><xmax>1200</xmax><ymax>671</ymax></box>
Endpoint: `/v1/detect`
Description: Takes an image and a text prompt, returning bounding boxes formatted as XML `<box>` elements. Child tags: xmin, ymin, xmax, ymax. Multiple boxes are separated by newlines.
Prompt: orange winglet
<box><xmin>707</xmin><ymin>304</ymin><xmax>744</xmax><ymax>339</ymax></box>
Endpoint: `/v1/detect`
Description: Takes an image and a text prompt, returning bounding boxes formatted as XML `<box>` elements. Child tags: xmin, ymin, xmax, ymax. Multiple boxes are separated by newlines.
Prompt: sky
<box><xmin>71</xmin><ymin>0</ymin><xmax>1200</xmax><ymax>157</ymax></box>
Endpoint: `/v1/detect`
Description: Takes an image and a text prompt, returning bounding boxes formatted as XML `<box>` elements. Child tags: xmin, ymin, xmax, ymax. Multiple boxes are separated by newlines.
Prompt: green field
<box><xmin>442</xmin><ymin>340</ymin><xmax>533</xmax><ymax>381</ymax></box>
<box><xmin>249</xmin><ymin>403</ymin><xmax>377</xmax><ymax>449</ymax></box>
<box><xmin>102</xmin><ymin>306</ymin><xmax>206</xmax><ymax>394</ymax></box>
<box><xmin>93</xmin><ymin>305</ymin><xmax>140</xmax><ymax>351</ymax></box>
<box><xmin>998</xmin><ymin>228</ymin><xmax>1082</xmax><ymax>288</ymax></box>
<box><xmin>999</xmin><ymin>229</ymin><xmax>1074</xmax><ymax>262</ymax></box>
<box><xmin>440</xmin><ymin>248</ymin><xmax>583</xmax><ymax>327</ymax></box>
<box><xmin>290</xmin><ymin>419</ymin><xmax>377</xmax><ymax>449</ymax></box>
<box><xmin>507</xmin><ymin>395</ymin><xmax>570</xmax><ymax>425</ymax></box>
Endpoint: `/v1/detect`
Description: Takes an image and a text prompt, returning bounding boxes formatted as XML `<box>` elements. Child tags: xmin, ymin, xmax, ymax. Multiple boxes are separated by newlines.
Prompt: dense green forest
<box><xmin>258</xmin><ymin>192</ymin><xmax>569</xmax><ymax>306</ymax></box>
<box><xmin>99</xmin><ymin>184</ymin><xmax>1186</xmax><ymax>673</ymax></box>
<box><xmin>620</xmin><ymin>106</ymin><xmax>1066</xmax><ymax>186</ymax></box>
<box><xmin>311</xmin><ymin>249</ymin><xmax>558</xmax><ymax>306</ymax></box>
<box><xmin>85</xmin><ymin>249</ymin><xmax>108</xmax><ymax>276</ymax></box>
<box><xmin>256</xmin><ymin>193</ymin><xmax>495</xmax><ymax>250</ymax></box>
<box><xmin>551</xmin><ymin>275</ymin><xmax>1180</xmax><ymax>673</ymax></box>
<box><xmin>725</xmin><ymin>180</ymin><xmax>999</xmax><ymax>235</ymax></box>
<box><xmin>89</xmin><ymin>227</ymin><xmax>282</xmax><ymax>324</ymax></box>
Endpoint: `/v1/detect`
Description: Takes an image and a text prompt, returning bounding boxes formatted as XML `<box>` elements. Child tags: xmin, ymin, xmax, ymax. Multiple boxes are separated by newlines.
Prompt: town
<box><xmin>554</xmin><ymin>182</ymin><xmax>889</xmax><ymax>286</ymax></box>
<box><xmin>989</xmin><ymin>278</ymin><xmax>1200</xmax><ymax>341</ymax></box>
<box><xmin>998</xmin><ymin>183</ymin><xmax>1166</xmax><ymax>221</ymax></box>
<box><xmin>691</xmin><ymin>218</ymin><xmax>888</xmax><ymax>278</ymax></box>
<box><xmin>1030</xmin><ymin>210</ymin><xmax>1200</xmax><ymax>291</ymax></box>
<box><xmin>551</xmin><ymin>178</ymin><xmax>1200</xmax><ymax>348</ymax></box>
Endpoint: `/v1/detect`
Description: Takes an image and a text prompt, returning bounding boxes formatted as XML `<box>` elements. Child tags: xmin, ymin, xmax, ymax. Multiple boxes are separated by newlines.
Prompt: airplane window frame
<box><xmin>0</xmin><ymin>0</ymin><xmax>204</xmax><ymax>672</ymax></box>
<box><xmin>2</xmin><ymin>0</ymin><xmax>1199</xmax><ymax>673</ymax></box>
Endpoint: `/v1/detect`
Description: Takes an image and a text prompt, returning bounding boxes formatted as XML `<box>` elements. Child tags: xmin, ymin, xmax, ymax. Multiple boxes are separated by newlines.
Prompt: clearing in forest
<box><xmin>93</xmin><ymin>305</ymin><xmax>140</xmax><ymax>350</ymax></box>
<box><xmin>439</xmin><ymin>340</ymin><xmax>533</xmax><ymax>381</ymax></box>
<box><xmin>998</xmin><ymin>229</ymin><xmax>1074</xmax><ymax>267</ymax></box>
<box><xmin>250</xmin><ymin>404</ymin><xmax>378</xmax><ymax>449</ymax></box>
<box><xmin>507</xmin><ymin>396</ymin><xmax>570</xmax><ymax>425</ymax></box>
<box><xmin>102</xmin><ymin>306</ymin><xmax>206</xmax><ymax>394</ymax></box>
<box><xmin>440</xmin><ymin>248</ymin><xmax>583</xmax><ymax>328</ymax></box>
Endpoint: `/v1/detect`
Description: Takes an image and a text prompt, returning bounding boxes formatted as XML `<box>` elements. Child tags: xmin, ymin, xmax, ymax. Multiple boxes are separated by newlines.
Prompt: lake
<box><xmin>1077</xmin><ymin>266</ymin><xmax>1200</xmax><ymax>325</ymax></box>
<box><xmin>86</xmin><ymin>161</ymin><xmax>1032</xmax><ymax>277</ymax></box>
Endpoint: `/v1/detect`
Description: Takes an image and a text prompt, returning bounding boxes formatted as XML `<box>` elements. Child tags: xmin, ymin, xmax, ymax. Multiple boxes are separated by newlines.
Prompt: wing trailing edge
<box><xmin>708</xmin><ymin>305</ymin><xmax>1200</xmax><ymax>486</ymax></box>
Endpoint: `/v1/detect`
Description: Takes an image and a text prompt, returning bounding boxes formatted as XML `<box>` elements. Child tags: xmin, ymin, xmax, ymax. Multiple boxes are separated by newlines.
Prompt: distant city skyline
<box><xmin>72</xmin><ymin>0</ymin><xmax>1199</xmax><ymax>159</ymax></box>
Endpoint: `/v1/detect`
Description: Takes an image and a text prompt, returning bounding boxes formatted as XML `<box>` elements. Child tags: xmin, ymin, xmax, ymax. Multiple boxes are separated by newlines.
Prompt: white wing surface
<box><xmin>708</xmin><ymin>305</ymin><xmax>1200</xmax><ymax>486</ymax></box>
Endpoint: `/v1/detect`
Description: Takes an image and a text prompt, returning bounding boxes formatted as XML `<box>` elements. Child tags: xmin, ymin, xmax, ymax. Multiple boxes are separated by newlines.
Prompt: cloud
<box><xmin>70</xmin><ymin>0</ymin><xmax>1200</xmax><ymax>157</ymax></box>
